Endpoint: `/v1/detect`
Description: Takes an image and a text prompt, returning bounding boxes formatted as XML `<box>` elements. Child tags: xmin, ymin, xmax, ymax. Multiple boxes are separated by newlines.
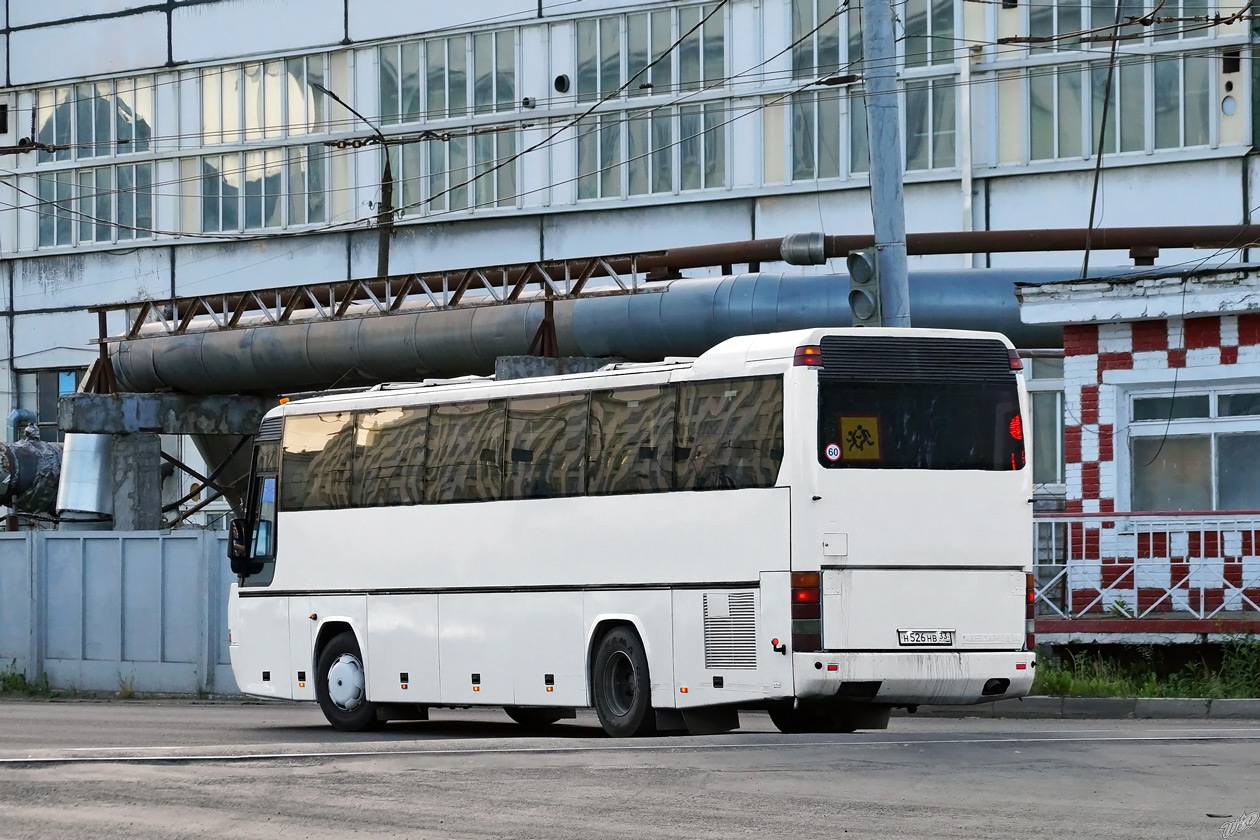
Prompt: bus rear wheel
<box><xmin>592</xmin><ymin>626</ymin><xmax>656</xmax><ymax>738</ymax></box>
<box><xmin>504</xmin><ymin>707</ymin><xmax>566</xmax><ymax>729</ymax></box>
<box><xmin>316</xmin><ymin>631</ymin><xmax>381</xmax><ymax>732</ymax></box>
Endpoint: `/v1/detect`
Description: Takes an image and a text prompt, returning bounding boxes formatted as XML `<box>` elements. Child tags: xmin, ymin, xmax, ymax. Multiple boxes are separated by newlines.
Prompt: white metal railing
<box><xmin>1033</xmin><ymin>512</ymin><xmax>1260</xmax><ymax>620</ymax></box>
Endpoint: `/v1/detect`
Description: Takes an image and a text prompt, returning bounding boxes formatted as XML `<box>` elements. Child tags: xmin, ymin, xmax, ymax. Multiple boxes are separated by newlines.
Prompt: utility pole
<box><xmin>859</xmin><ymin>0</ymin><xmax>911</xmax><ymax>327</ymax></box>
<box><xmin>311</xmin><ymin>83</ymin><xmax>394</xmax><ymax>279</ymax></box>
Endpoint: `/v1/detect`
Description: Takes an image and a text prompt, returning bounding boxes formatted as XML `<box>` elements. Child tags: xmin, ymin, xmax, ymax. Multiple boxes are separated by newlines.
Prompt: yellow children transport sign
<box><xmin>839</xmin><ymin>416</ymin><xmax>881</xmax><ymax>460</ymax></box>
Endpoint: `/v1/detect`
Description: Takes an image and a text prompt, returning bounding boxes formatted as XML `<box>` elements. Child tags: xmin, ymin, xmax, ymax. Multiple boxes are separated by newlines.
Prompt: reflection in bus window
<box><xmin>587</xmin><ymin>386</ymin><xmax>676</xmax><ymax>495</ymax></box>
<box><xmin>251</xmin><ymin>476</ymin><xmax>278</xmax><ymax>558</ymax></box>
<box><xmin>354</xmin><ymin>406</ymin><xmax>428</xmax><ymax>506</ymax></box>
<box><xmin>281</xmin><ymin>412</ymin><xmax>354</xmax><ymax>510</ymax></box>
<box><xmin>505</xmin><ymin>393</ymin><xmax>588</xmax><ymax>499</ymax></box>
<box><xmin>675</xmin><ymin>377</ymin><xmax>784</xmax><ymax>490</ymax></box>
<box><xmin>424</xmin><ymin>400</ymin><xmax>506</xmax><ymax>503</ymax></box>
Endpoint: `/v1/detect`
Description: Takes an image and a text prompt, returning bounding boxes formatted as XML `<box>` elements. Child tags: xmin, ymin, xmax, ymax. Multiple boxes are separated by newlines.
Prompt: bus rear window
<box><xmin>817</xmin><ymin>381</ymin><xmax>1025</xmax><ymax>471</ymax></box>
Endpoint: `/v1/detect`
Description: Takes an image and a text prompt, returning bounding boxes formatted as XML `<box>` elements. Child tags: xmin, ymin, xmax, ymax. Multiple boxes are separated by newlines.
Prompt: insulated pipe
<box><xmin>113</xmin><ymin>269</ymin><xmax>1073</xmax><ymax>396</ymax></box>
<box><xmin>153</xmin><ymin>224</ymin><xmax>1260</xmax><ymax>322</ymax></box>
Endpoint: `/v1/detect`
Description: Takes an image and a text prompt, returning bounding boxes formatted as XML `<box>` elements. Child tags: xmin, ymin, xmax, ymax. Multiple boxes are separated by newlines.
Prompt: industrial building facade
<box><xmin>0</xmin><ymin>0</ymin><xmax>1254</xmax><ymax>520</ymax></box>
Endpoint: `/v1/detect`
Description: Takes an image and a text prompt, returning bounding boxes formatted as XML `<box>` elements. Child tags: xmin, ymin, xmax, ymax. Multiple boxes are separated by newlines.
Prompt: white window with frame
<box><xmin>786</xmin><ymin>0</ymin><xmax>860</xmax><ymax>181</ymax></box>
<box><xmin>194</xmin><ymin>145</ymin><xmax>327</xmax><ymax>233</ymax></box>
<box><xmin>388</xmin><ymin>128</ymin><xmax>516</xmax><ymax>215</ymax></box>
<box><xmin>379</xmin><ymin>31</ymin><xmax>516</xmax><ymax>125</ymax></box>
<box><xmin>35</xmin><ymin>76</ymin><xmax>154</xmax><ymax>163</ymax></box>
<box><xmin>36</xmin><ymin>162</ymin><xmax>153</xmax><ymax>247</ymax></box>
<box><xmin>1027</xmin><ymin>354</ymin><xmax>1066</xmax><ymax>495</ymax></box>
<box><xmin>201</xmin><ymin>55</ymin><xmax>328</xmax><ymax>145</ymax></box>
<box><xmin>572</xmin><ymin>5</ymin><xmax>728</xmax><ymax>200</ymax></box>
<box><xmin>1021</xmin><ymin>0</ymin><xmax>1228</xmax><ymax>162</ymax></box>
<box><xmin>1126</xmin><ymin>387</ymin><xmax>1260</xmax><ymax>511</ymax></box>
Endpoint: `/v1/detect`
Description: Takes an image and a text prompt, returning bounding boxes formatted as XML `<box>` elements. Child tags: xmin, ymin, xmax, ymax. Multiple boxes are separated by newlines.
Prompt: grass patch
<box><xmin>0</xmin><ymin>660</ymin><xmax>53</xmax><ymax>697</ymax></box>
<box><xmin>1032</xmin><ymin>637</ymin><xmax>1260</xmax><ymax>698</ymax></box>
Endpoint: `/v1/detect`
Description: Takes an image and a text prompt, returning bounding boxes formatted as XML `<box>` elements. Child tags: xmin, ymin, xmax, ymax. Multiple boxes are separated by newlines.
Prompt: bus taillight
<box><xmin>1025</xmin><ymin>572</ymin><xmax>1036</xmax><ymax>651</ymax></box>
<box><xmin>793</xmin><ymin>345</ymin><xmax>823</xmax><ymax>367</ymax></box>
<box><xmin>1008</xmin><ymin>349</ymin><xmax>1024</xmax><ymax>370</ymax></box>
<box><xmin>791</xmin><ymin>571</ymin><xmax>822</xmax><ymax>651</ymax></box>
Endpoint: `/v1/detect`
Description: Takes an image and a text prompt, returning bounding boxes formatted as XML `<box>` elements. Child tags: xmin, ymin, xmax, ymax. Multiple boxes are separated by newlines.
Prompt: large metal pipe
<box><xmin>149</xmin><ymin>224</ymin><xmax>1259</xmax><ymax>322</ymax></box>
<box><xmin>113</xmin><ymin>268</ymin><xmax>1076</xmax><ymax>396</ymax></box>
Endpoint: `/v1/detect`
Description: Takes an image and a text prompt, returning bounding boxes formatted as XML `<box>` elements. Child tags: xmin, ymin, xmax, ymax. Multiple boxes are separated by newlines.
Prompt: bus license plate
<box><xmin>898</xmin><ymin>629</ymin><xmax>954</xmax><ymax>646</ymax></box>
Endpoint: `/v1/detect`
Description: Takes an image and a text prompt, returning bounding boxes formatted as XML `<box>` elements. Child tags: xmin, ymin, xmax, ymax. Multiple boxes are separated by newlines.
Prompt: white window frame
<box><xmin>1122</xmin><ymin>380</ymin><xmax>1260</xmax><ymax>511</ymax></box>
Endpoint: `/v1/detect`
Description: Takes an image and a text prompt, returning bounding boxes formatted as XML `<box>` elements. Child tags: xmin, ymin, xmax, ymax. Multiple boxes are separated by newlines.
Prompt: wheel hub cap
<box><xmin>327</xmin><ymin>653</ymin><xmax>365</xmax><ymax>711</ymax></box>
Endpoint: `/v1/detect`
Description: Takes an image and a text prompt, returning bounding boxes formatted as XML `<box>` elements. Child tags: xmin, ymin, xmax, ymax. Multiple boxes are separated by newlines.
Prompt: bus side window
<box><xmin>354</xmin><ymin>406</ymin><xmax>428</xmax><ymax>507</ymax></box>
<box><xmin>505</xmin><ymin>393</ymin><xmax>588</xmax><ymax>500</ymax></box>
<box><xmin>281</xmin><ymin>412</ymin><xmax>354</xmax><ymax>511</ymax></box>
<box><xmin>587</xmin><ymin>387</ymin><xmax>676</xmax><ymax>495</ymax></box>
<box><xmin>424</xmin><ymin>400</ymin><xmax>506</xmax><ymax>503</ymax></box>
<box><xmin>675</xmin><ymin>377</ymin><xmax>784</xmax><ymax>491</ymax></box>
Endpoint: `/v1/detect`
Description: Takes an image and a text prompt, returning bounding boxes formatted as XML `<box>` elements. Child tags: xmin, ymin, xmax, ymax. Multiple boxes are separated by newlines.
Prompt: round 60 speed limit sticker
<box><xmin>824</xmin><ymin>443</ymin><xmax>841</xmax><ymax>461</ymax></box>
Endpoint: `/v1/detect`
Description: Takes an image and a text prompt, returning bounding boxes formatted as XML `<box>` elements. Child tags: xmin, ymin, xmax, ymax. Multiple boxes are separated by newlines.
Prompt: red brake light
<box><xmin>794</xmin><ymin>345</ymin><xmax>823</xmax><ymax>367</ymax></box>
<box><xmin>1009</xmin><ymin>416</ymin><xmax>1023</xmax><ymax>441</ymax></box>
<box><xmin>791</xmin><ymin>570</ymin><xmax>823</xmax><ymax>652</ymax></box>
<box><xmin>1008</xmin><ymin>349</ymin><xmax>1024</xmax><ymax>370</ymax></box>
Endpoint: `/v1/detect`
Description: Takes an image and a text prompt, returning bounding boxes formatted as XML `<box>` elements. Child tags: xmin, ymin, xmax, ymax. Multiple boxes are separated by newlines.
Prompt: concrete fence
<box><xmin>0</xmin><ymin>531</ymin><xmax>237</xmax><ymax>695</ymax></box>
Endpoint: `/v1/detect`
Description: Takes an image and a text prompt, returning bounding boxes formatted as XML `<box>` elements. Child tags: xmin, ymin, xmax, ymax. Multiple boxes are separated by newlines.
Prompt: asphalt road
<box><xmin>0</xmin><ymin>699</ymin><xmax>1256</xmax><ymax>840</ymax></box>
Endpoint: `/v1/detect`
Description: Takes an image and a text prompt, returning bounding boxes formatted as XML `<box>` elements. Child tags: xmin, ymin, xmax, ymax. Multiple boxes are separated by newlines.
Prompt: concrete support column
<box><xmin>111</xmin><ymin>433</ymin><xmax>163</xmax><ymax>531</ymax></box>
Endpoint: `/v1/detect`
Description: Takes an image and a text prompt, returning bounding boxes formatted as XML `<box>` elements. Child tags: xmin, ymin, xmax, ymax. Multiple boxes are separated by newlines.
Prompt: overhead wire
<box><xmin>9</xmin><ymin>3</ymin><xmax>1247</xmax><ymax>156</ymax></box>
<box><xmin>3</xmin><ymin>7</ymin><xmax>1250</xmax><ymax>244</ymax></box>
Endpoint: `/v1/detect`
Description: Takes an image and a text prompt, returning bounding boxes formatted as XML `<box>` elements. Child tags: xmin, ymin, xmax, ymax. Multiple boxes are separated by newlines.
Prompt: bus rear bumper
<box><xmin>792</xmin><ymin>650</ymin><xmax>1036</xmax><ymax>705</ymax></box>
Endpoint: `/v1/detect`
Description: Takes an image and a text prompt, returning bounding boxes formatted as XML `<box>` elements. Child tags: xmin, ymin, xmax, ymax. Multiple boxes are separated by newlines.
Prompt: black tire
<box><xmin>315</xmin><ymin>631</ymin><xmax>381</xmax><ymax>732</ymax></box>
<box><xmin>504</xmin><ymin>707</ymin><xmax>566</xmax><ymax>728</ymax></box>
<box><xmin>591</xmin><ymin>626</ymin><xmax>656</xmax><ymax>738</ymax></box>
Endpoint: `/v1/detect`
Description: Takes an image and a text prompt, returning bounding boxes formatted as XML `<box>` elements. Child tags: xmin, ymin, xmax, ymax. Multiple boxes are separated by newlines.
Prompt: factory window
<box><xmin>196</xmin><ymin>145</ymin><xmax>326</xmax><ymax>232</ymax></box>
<box><xmin>1029</xmin><ymin>54</ymin><xmax>1211</xmax><ymax>161</ymax></box>
<box><xmin>574</xmin><ymin>5</ymin><xmax>727</xmax><ymax>200</ymax></box>
<box><xmin>905</xmin><ymin>78</ymin><xmax>956</xmax><ymax>171</ymax></box>
<box><xmin>784</xmin><ymin>1</ymin><xmax>869</xmax><ymax>182</ymax></box>
<box><xmin>35</xmin><ymin>77</ymin><xmax>153</xmax><ymax>163</ymax></box>
<box><xmin>201</xmin><ymin>55</ymin><xmax>327</xmax><ymax>145</ymax></box>
<box><xmin>414</xmin><ymin>127</ymin><xmax>517</xmax><ymax>214</ymax></box>
<box><xmin>578</xmin><ymin>102</ymin><xmax>725</xmax><ymax>199</ymax></box>
<box><xmin>1027</xmin><ymin>0</ymin><xmax>1214</xmax><ymax>54</ymax></box>
<box><xmin>17</xmin><ymin>370</ymin><xmax>82</xmax><ymax>443</ymax></box>
<box><xmin>379</xmin><ymin>31</ymin><xmax>515</xmax><ymax>124</ymax></box>
<box><xmin>37</xmin><ymin>163</ymin><xmax>153</xmax><ymax>247</ymax></box>
<box><xmin>903</xmin><ymin>0</ymin><xmax>956</xmax><ymax>68</ymax></box>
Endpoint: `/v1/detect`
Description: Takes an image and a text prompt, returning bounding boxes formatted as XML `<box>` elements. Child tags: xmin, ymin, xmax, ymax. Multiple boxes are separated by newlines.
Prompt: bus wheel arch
<box><xmin>589</xmin><ymin>622</ymin><xmax>656</xmax><ymax>738</ymax></box>
<box><xmin>314</xmin><ymin>628</ymin><xmax>381</xmax><ymax>732</ymax></box>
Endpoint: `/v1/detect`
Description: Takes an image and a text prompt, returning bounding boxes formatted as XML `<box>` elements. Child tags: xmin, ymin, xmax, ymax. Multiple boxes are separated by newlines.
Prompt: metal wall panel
<box><xmin>0</xmin><ymin>537</ymin><xmax>32</xmax><ymax>670</ymax></box>
<box><xmin>1</xmin><ymin>532</ymin><xmax>239</xmax><ymax>694</ymax></box>
<box><xmin>9</xmin><ymin>14</ymin><xmax>168</xmax><ymax>84</ymax></box>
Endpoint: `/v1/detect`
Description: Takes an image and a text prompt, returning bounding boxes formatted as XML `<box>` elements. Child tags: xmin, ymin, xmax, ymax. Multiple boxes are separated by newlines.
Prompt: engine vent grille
<box><xmin>257</xmin><ymin>416</ymin><xmax>283</xmax><ymax>440</ymax></box>
<box><xmin>819</xmin><ymin>336</ymin><xmax>1013</xmax><ymax>383</ymax></box>
<box><xmin>703</xmin><ymin>591</ymin><xmax>757</xmax><ymax>669</ymax></box>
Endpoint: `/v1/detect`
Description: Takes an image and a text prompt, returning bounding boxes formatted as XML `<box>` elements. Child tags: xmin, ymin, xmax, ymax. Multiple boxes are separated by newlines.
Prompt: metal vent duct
<box><xmin>111</xmin><ymin>269</ymin><xmax>1074</xmax><ymax>396</ymax></box>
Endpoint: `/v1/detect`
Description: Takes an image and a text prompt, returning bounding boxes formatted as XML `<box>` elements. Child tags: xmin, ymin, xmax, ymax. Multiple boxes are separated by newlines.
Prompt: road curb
<box><xmin>894</xmin><ymin>696</ymin><xmax>1260</xmax><ymax>719</ymax></box>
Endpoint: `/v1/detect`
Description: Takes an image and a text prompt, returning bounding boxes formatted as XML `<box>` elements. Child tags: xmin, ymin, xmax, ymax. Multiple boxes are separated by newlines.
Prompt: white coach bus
<box><xmin>227</xmin><ymin>328</ymin><xmax>1036</xmax><ymax>736</ymax></box>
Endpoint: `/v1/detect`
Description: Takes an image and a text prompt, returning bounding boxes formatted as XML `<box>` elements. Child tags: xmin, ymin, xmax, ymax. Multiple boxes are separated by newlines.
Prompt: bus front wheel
<box><xmin>591</xmin><ymin>626</ymin><xmax>656</xmax><ymax>738</ymax></box>
<box><xmin>315</xmin><ymin>631</ymin><xmax>381</xmax><ymax>732</ymax></box>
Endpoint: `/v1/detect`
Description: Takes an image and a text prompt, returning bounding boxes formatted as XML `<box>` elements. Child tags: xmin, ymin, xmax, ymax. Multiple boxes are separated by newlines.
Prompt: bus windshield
<box><xmin>817</xmin><ymin>380</ymin><xmax>1024</xmax><ymax>471</ymax></box>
